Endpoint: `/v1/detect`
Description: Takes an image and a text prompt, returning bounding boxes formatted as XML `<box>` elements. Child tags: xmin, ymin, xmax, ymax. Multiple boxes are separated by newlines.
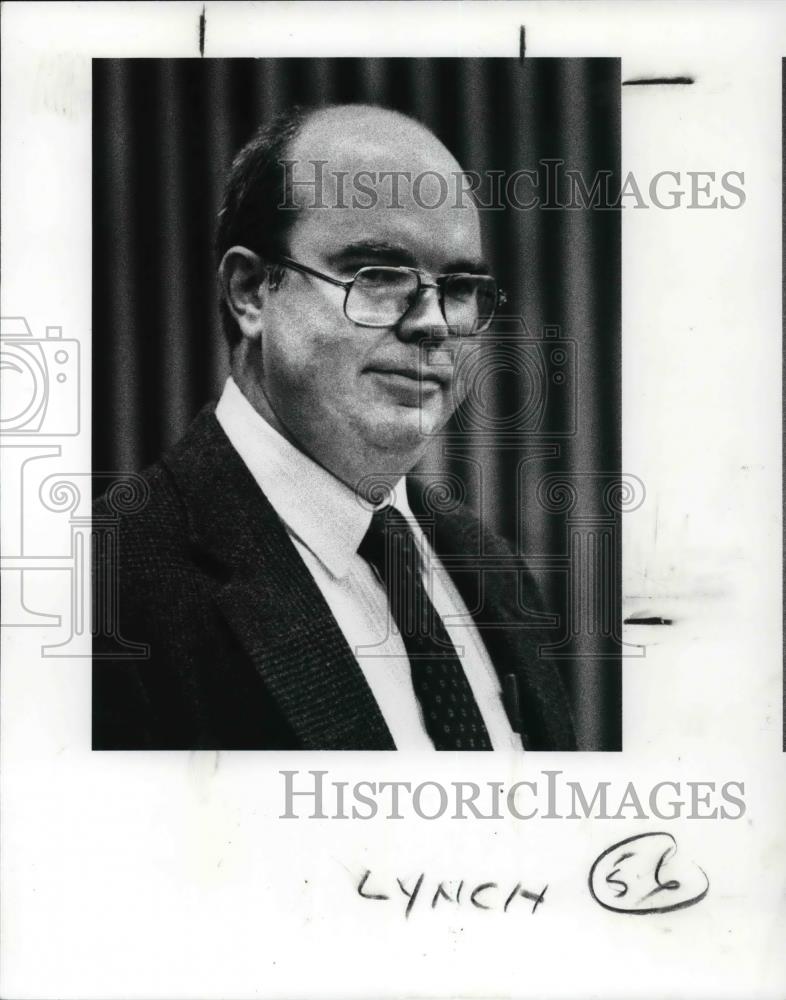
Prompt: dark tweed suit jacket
<box><xmin>92</xmin><ymin>407</ymin><xmax>576</xmax><ymax>751</ymax></box>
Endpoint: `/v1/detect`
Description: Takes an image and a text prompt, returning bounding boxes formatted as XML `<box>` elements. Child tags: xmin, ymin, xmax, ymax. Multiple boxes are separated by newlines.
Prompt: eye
<box><xmin>447</xmin><ymin>275</ymin><xmax>477</xmax><ymax>300</ymax></box>
<box><xmin>356</xmin><ymin>267</ymin><xmax>402</xmax><ymax>287</ymax></box>
<box><xmin>354</xmin><ymin>268</ymin><xmax>417</xmax><ymax>300</ymax></box>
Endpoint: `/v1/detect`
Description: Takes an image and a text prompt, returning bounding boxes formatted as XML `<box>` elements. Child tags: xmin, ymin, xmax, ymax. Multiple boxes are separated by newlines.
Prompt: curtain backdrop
<box><xmin>93</xmin><ymin>58</ymin><xmax>621</xmax><ymax>750</ymax></box>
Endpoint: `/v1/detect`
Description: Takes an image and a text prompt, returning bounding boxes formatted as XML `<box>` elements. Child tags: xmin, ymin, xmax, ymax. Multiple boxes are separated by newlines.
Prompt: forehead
<box><xmin>285</xmin><ymin>113</ymin><xmax>483</xmax><ymax>271</ymax></box>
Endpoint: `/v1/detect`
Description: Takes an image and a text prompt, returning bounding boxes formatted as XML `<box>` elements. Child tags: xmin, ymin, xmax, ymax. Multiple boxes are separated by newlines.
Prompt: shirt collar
<box><xmin>215</xmin><ymin>377</ymin><xmax>413</xmax><ymax>579</ymax></box>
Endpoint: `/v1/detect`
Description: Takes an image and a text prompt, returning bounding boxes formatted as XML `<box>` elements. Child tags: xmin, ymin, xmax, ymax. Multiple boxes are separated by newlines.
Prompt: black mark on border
<box><xmin>199</xmin><ymin>5</ymin><xmax>206</xmax><ymax>57</ymax></box>
<box><xmin>623</xmin><ymin>76</ymin><xmax>694</xmax><ymax>86</ymax></box>
<box><xmin>624</xmin><ymin>616</ymin><xmax>673</xmax><ymax>626</ymax></box>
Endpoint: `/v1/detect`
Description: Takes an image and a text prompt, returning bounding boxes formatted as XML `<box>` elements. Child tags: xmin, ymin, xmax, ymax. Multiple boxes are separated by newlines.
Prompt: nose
<box><xmin>395</xmin><ymin>281</ymin><xmax>450</xmax><ymax>342</ymax></box>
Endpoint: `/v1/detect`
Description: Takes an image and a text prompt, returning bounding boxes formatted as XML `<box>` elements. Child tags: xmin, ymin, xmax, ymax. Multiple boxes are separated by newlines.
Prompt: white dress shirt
<box><xmin>215</xmin><ymin>377</ymin><xmax>520</xmax><ymax>750</ymax></box>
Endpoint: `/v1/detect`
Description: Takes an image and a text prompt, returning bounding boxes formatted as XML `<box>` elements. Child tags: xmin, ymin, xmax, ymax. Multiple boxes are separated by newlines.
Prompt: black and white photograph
<box><xmin>91</xmin><ymin>57</ymin><xmax>621</xmax><ymax>752</ymax></box>
<box><xmin>1</xmin><ymin>3</ymin><xmax>784</xmax><ymax>999</ymax></box>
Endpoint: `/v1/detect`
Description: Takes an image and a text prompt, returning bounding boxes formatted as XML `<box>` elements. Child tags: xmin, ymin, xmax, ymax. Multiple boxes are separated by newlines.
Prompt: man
<box><xmin>93</xmin><ymin>103</ymin><xmax>576</xmax><ymax>751</ymax></box>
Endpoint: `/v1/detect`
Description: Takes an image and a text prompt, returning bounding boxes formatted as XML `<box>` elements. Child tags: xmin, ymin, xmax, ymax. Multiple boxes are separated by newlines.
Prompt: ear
<box><xmin>218</xmin><ymin>246</ymin><xmax>269</xmax><ymax>342</ymax></box>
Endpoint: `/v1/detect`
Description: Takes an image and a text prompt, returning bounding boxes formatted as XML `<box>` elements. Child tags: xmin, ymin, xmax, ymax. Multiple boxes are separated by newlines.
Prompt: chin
<box><xmin>365</xmin><ymin>409</ymin><xmax>430</xmax><ymax>454</ymax></box>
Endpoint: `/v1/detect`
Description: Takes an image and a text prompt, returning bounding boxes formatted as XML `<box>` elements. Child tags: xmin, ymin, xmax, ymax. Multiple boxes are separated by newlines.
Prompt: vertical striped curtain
<box><xmin>93</xmin><ymin>58</ymin><xmax>620</xmax><ymax>749</ymax></box>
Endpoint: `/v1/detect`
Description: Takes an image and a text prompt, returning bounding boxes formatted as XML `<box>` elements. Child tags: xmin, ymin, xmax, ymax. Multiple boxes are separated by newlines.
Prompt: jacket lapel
<box><xmin>163</xmin><ymin>407</ymin><xmax>395</xmax><ymax>750</ymax></box>
<box><xmin>421</xmin><ymin>497</ymin><xmax>576</xmax><ymax>751</ymax></box>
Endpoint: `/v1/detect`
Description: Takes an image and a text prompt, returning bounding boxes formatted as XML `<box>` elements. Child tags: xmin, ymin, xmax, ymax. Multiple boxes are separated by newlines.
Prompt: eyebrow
<box><xmin>327</xmin><ymin>240</ymin><xmax>490</xmax><ymax>275</ymax></box>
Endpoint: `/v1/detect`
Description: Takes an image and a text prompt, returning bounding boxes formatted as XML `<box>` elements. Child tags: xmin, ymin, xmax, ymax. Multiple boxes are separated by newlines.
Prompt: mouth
<box><xmin>366</xmin><ymin>366</ymin><xmax>448</xmax><ymax>388</ymax></box>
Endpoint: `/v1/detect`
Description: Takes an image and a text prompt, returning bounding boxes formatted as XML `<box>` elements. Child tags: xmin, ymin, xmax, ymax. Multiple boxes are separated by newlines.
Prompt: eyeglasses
<box><xmin>276</xmin><ymin>255</ymin><xmax>504</xmax><ymax>335</ymax></box>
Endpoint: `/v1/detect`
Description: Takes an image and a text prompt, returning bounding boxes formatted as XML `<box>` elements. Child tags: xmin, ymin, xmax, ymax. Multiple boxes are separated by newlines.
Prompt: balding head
<box><xmin>217</xmin><ymin>102</ymin><xmax>493</xmax><ymax>493</ymax></box>
<box><xmin>289</xmin><ymin>103</ymin><xmax>467</xmax><ymax>204</ymax></box>
<box><xmin>296</xmin><ymin>102</ymin><xmax>457</xmax><ymax>155</ymax></box>
<box><xmin>216</xmin><ymin>103</ymin><xmax>480</xmax><ymax>346</ymax></box>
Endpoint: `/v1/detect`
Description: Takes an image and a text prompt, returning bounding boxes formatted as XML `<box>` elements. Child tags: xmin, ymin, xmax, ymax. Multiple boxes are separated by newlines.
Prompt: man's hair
<box><xmin>215</xmin><ymin>105</ymin><xmax>312</xmax><ymax>347</ymax></box>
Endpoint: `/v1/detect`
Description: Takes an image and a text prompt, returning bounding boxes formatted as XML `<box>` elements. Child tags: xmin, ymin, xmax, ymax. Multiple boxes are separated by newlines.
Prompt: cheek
<box><xmin>261</xmin><ymin>310</ymin><xmax>367</xmax><ymax>404</ymax></box>
<box><xmin>451</xmin><ymin>373</ymin><xmax>469</xmax><ymax>408</ymax></box>
<box><xmin>449</xmin><ymin>346</ymin><xmax>473</xmax><ymax>406</ymax></box>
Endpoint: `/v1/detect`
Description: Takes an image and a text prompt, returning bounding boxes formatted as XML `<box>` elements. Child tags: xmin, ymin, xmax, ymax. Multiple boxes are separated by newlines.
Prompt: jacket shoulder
<box><xmin>93</xmin><ymin>459</ymin><xmax>192</xmax><ymax>570</ymax></box>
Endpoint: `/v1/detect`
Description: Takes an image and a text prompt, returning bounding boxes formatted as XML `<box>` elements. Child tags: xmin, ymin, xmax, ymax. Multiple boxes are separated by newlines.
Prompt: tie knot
<box><xmin>358</xmin><ymin>506</ymin><xmax>418</xmax><ymax>582</ymax></box>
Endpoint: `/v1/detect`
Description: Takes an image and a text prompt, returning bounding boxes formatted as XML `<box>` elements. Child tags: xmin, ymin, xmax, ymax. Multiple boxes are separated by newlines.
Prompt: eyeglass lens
<box><xmin>346</xmin><ymin>267</ymin><xmax>496</xmax><ymax>334</ymax></box>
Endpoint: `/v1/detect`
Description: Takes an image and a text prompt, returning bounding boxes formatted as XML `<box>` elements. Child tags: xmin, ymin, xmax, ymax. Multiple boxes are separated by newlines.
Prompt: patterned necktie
<box><xmin>358</xmin><ymin>507</ymin><xmax>492</xmax><ymax>750</ymax></box>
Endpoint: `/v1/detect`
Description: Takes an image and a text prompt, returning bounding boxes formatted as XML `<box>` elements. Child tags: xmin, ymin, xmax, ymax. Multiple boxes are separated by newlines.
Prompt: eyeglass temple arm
<box><xmin>278</xmin><ymin>256</ymin><xmax>351</xmax><ymax>289</ymax></box>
